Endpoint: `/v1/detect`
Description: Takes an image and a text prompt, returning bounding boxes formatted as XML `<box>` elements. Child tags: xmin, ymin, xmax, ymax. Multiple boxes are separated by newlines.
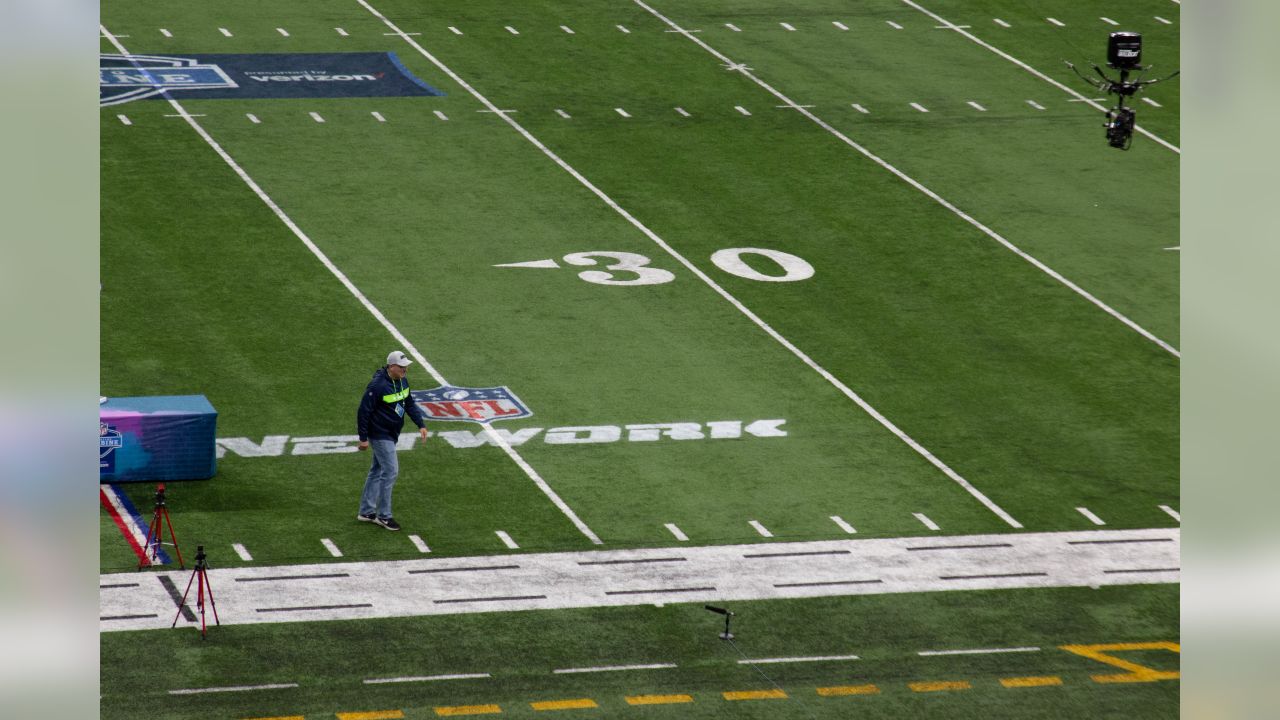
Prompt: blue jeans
<box><xmin>359</xmin><ymin>438</ymin><xmax>399</xmax><ymax>519</ymax></box>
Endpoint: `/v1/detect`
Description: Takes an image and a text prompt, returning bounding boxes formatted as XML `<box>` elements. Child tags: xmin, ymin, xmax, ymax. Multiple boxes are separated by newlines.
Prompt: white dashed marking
<box><xmin>365</xmin><ymin>673</ymin><xmax>489</xmax><ymax>684</ymax></box>
<box><xmin>434</xmin><ymin>110</ymin><xmax>448</xmax><ymax>120</ymax></box>
<box><xmin>1100</xmin><ymin>17</ymin><xmax>1119</xmax><ymax>26</ymax></box>
<box><xmin>309</xmin><ymin>111</ymin><xmax>325</xmax><ymax>123</ymax></box>
<box><xmin>748</xmin><ymin>520</ymin><xmax>774</xmax><ymax>538</ymax></box>
<box><xmin>1047</xmin><ymin>18</ymin><xmax>1065</xmax><ymax>27</ymax></box>
<box><xmin>967</xmin><ymin>101</ymin><xmax>987</xmax><ymax>111</ymax></box>
<box><xmin>887</xmin><ymin>21</ymin><xmax>903</xmax><ymax>30</ymax></box>
<box><xmin>560</xmin><ymin>25</ymin><xmax>575</xmax><ymax>34</ymax></box>
<box><xmin>914</xmin><ymin>513</ymin><xmax>941</xmax><ymax>531</ymax></box>
<box><xmin>615</xmin><ymin>107</ymin><xmax>631</xmax><ymax>118</ymax></box>
<box><xmin>1026</xmin><ymin>99</ymin><xmax>1046</xmax><ymax>110</ymax></box>
<box><xmin>555</xmin><ymin>108</ymin><xmax>571</xmax><ymax>118</ymax></box>
<box><xmin>505</xmin><ymin>26</ymin><xmax>519</xmax><ymax>35</ymax></box>
<box><xmin>277</xmin><ymin>27</ymin><xmax>290</xmax><ymax>37</ymax></box>
<box><xmin>830</xmin><ymin>516</ymin><xmax>857</xmax><ymax>534</ymax></box>
<box><xmin>448</xmin><ymin>26</ymin><xmax>462</xmax><ymax>35</ymax></box>
<box><xmin>833</xmin><ymin>22</ymin><xmax>849</xmax><ymax>31</ymax></box>
<box><xmin>246</xmin><ymin>113</ymin><xmax>260</xmax><ymax>124</ymax></box>
<box><xmin>617</xmin><ymin>25</ymin><xmax>631</xmax><ymax>34</ymax></box>
<box><xmin>735</xmin><ymin>105</ymin><xmax>752</xmax><ymax>115</ymax></box>
<box><xmin>674</xmin><ymin>107</ymin><xmax>690</xmax><ymax>117</ymax></box>
<box><xmin>781</xmin><ymin>23</ymin><xmax>796</xmax><ymax>31</ymax></box>
<box><xmin>336</xmin><ymin>28</ymin><xmax>349</xmax><ymax>37</ymax></box>
<box><xmin>994</xmin><ymin>18</ymin><xmax>1011</xmax><ymax>28</ymax></box>
<box><xmin>1159</xmin><ymin>505</ymin><xmax>1181</xmax><ymax>522</ymax></box>
<box><xmin>232</xmin><ymin>543</ymin><xmax>253</xmax><ymax>561</ymax></box>
<box><xmin>725</xmin><ymin>23</ymin><xmax>741</xmax><ymax>32</ymax></box>
<box><xmin>851</xmin><ymin>103</ymin><xmax>869</xmax><ymax>114</ymax></box>
<box><xmin>1155</xmin><ymin>16</ymin><xmax>1172</xmax><ymax>25</ymax></box>
<box><xmin>910</xmin><ymin>102</ymin><xmax>929</xmax><ymax>112</ymax></box>
<box><xmin>1076</xmin><ymin>507</ymin><xmax>1106</xmax><ymax>526</ymax></box>
<box><xmin>1143</xmin><ymin>97</ymin><xmax>1163</xmax><ymax>107</ymax></box>
<box><xmin>664</xmin><ymin>523</ymin><xmax>689</xmax><ymax>541</ymax></box>
<box><xmin>409</xmin><ymin>534</ymin><xmax>430</xmax><ymax>553</ymax></box>
<box><xmin>371</xmin><ymin>111</ymin><xmax>386</xmax><ymax>122</ymax></box>
<box><xmin>160</xmin><ymin>28</ymin><xmax>172</xmax><ymax>37</ymax></box>
<box><xmin>919</xmin><ymin>647</ymin><xmax>1040</xmax><ymax>656</ymax></box>
<box><xmin>116</xmin><ymin>114</ymin><xmax>131</xmax><ymax>125</ymax></box>
<box><xmin>496</xmin><ymin>531</ymin><xmax>520</xmax><ymax>549</ymax></box>
<box><xmin>219</xmin><ymin>28</ymin><xmax>233</xmax><ymax>37</ymax></box>
<box><xmin>321</xmin><ymin>538</ymin><xmax>343</xmax><ymax>557</ymax></box>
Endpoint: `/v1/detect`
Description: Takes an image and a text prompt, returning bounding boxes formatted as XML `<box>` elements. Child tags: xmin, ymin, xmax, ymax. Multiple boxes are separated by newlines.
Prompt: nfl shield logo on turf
<box><xmin>412</xmin><ymin>386</ymin><xmax>532</xmax><ymax>424</ymax></box>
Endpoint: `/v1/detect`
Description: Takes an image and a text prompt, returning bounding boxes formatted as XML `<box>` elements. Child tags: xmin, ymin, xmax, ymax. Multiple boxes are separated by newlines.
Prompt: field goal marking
<box><xmin>98</xmin><ymin>25</ymin><xmax>603</xmax><ymax>548</ymax></box>
<box><xmin>356</xmin><ymin>0</ymin><xmax>1023</xmax><ymax>529</ymax></box>
<box><xmin>633</xmin><ymin>0</ymin><xmax>1179</xmax><ymax>359</ymax></box>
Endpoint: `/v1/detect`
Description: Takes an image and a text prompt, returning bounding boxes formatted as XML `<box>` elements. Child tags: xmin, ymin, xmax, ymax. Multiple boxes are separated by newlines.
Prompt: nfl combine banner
<box><xmin>100</xmin><ymin>396</ymin><xmax>218</xmax><ymax>482</ymax></box>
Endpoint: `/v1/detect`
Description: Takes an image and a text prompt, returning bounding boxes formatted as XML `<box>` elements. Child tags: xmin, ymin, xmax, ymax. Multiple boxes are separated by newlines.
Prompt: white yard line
<box><xmin>664</xmin><ymin>523</ymin><xmax>689</xmax><ymax>541</ymax></box>
<box><xmin>748</xmin><ymin>520</ymin><xmax>774</xmax><ymax>538</ymax></box>
<box><xmin>918</xmin><ymin>646</ymin><xmax>1039</xmax><ymax>656</ymax></box>
<box><xmin>1159</xmin><ymin>505</ymin><xmax>1181</xmax><ymax>522</ymax></box>
<box><xmin>900</xmin><ymin>0</ymin><xmax>1179</xmax><ymax>155</ymax></box>
<box><xmin>830</xmin><ymin>516</ymin><xmax>857</xmax><ymax>534</ymax></box>
<box><xmin>409</xmin><ymin>534</ymin><xmax>431</xmax><ymax>553</ymax></box>
<box><xmin>739</xmin><ymin>654</ymin><xmax>859</xmax><ymax>664</ymax></box>
<box><xmin>321</xmin><ymin>538</ymin><xmax>343</xmax><ymax>557</ymax></box>
<box><xmin>365</xmin><ymin>673</ymin><xmax>490</xmax><ymax>684</ymax></box>
<box><xmin>101</xmin><ymin>527</ymin><xmax>1180</xmax><ymax>631</ymax></box>
<box><xmin>967</xmin><ymin>101</ymin><xmax>987</xmax><ymax>111</ymax></box>
<box><xmin>232</xmin><ymin>543</ymin><xmax>253</xmax><ymax>561</ymax></box>
<box><xmin>554</xmin><ymin>664</ymin><xmax>677</xmax><ymax>674</ymax></box>
<box><xmin>1076</xmin><ymin>507</ymin><xmax>1106</xmax><ymax>526</ymax></box>
<box><xmin>170</xmin><ymin>683</ymin><xmax>297</xmax><ymax>695</ymax></box>
<box><xmin>914</xmin><ymin>513</ymin><xmax>941</xmax><ymax>531</ymax></box>
<box><xmin>496</xmin><ymin>531</ymin><xmax>520</xmax><ymax>549</ymax></box>
<box><xmin>360</xmin><ymin>0</ymin><xmax>1023</xmax><ymax>528</ymax></box>
<box><xmin>372</xmin><ymin>111</ymin><xmax>386</xmax><ymax>122</ymax></box>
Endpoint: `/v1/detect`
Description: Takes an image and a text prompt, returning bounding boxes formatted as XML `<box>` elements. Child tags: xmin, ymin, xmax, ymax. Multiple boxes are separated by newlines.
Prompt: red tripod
<box><xmin>172</xmin><ymin>545</ymin><xmax>219</xmax><ymax>638</ymax></box>
<box><xmin>140</xmin><ymin>483</ymin><xmax>184</xmax><ymax>570</ymax></box>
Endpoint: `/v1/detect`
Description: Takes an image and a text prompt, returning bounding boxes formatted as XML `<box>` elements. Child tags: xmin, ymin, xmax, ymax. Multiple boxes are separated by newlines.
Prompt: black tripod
<box><xmin>172</xmin><ymin>545</ymin><xmax>219</xmax><ymax>638</ymax></box>
<box><xmin>140</xmin><ymin>483</ymin><xmax>184</xmax><ymax>570</ymax></box>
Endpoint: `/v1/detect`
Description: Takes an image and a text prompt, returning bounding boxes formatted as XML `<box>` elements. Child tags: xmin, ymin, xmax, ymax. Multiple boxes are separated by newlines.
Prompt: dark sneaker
<box><xmin>375</xmin><ymin>517</ymin><xmax>401</xmax><ymax>531</ymax></box>
<box><xmin>357</xmin><ymin>513</ymin><xmax>376</xmax><ymax>523</ymax></box>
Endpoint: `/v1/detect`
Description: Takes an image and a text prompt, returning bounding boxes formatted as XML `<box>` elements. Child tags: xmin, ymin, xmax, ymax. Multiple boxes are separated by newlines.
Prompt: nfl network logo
<box><xmin>411</xmin><ymin>386</ymin><xmax>532</xmax><ymax>425</ymax></box>
<box><xmin>100</xmin><ymin>53</ymin><xmax>238</xmax><ymax>106</ymax></box>
<box><xmin>100</xmin><ymin>422</ymin><xmax>123</xmax><ymax>471</ymax></box>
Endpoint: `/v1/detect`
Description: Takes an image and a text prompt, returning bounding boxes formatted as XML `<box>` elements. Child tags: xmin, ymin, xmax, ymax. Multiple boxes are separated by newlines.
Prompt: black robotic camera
<box><xmin>1066</xmin><ymin>31</ymin><xmax>1178</xmax><ymax>150</ymax></box>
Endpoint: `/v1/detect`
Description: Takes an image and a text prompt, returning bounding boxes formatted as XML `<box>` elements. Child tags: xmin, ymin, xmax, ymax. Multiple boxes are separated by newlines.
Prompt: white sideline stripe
<box><xmin>336</xmin><ymin>27</ymin><xmax>349</xmax><ymax>37</ymax></box>
<box><xmin>914</xmin><ymin>513</ymin><xmax>941</xmax><ymax>531</ymax></box>
<box><xmin>561</xmin><ymin>25</ymin><xmax>575</xmax><ymax>34</ymax></box>
<box><xmin>219</xmin><ymin>28</ymin><xmax>232</xmax><ymax>37</ymax></box>
<box><xmin>664</xmin><ymin>523</ymin><xmax>689</xmax><ymax>541</ymax></box>
<box><xmin>639</xmin><ymin>0</ymin><xmax>1177</xmax><ymax>360</ymax></box>
<box><xmin>887</xmin><ymin>21</ymin><xmax>903</xmax><ymax>30</ymax></box>
<box><xmin>1047</xmin><ymin>18</ymin><xmax>1065</xmax><ymax>27</ymax></box>
<box><xmin>674</xmin><ymin>107</ymin><xmax>690</xmax><ymax>117</ymax></box>
<box><xmin>309</xmin><ymin>111</ymin><xmax>325</xmax><ymax>123</ymax></box>
<box><xmin>372</xmin><ymin>111</ymin><xmax>386</xmax><ymax>122</ymax></box>
<box><xmin>781</xmin><ymin>23</ymin><xmax>796</xmax><ymax>31</ymax></box>
<box><xmin>910</xmin><ymin>102</ymin><xmax>929</xmax><ymax>112</ymax></box>
<box><xmin>1159</xmin><ymin>505</ymin><xmax>1181</xmax><ymax>522</ymax></box>
<box><xmin>617</xmin><ymin>25</ymin><xmax>631</xmax><ymax>34</ymax></box>
<box><xmin>735</xmin><ymin>105</ymin><xmax>752</xmax><ymax>115</ymax></box>
<box><xmin>246</xmin><ymin>113</ymin><xmax>260</xmax><ymax>124</ymax></box>
<box><xmin>967</xmin><ymin>101</ymin><xmax>987</xmax><ymax>111</ymax></box>
<box><xmin>851</xmin><ymin>103</ymin><xmax>869</xmax><ymax>113</ymax></box>
<box><xmin>232</xmin><ymin>543</ymin><xmax>253</xmax><ymax>561</ymax></box>
<box><xmin>833</xmin><ymin>22</ymin><xmax>849</xmax><ymax>31</ymax></box>
<box><xmin>1076</xmin><ymin>507</ymin><xmax>1106</xmax><ymax>526</ymax></box>
<box><xmin>170</xmin><ymin>683</ymin><xmax>297</xmax><ymax>695</ymax></box>
<box><xmin>117</xmin><ymin>114</ymin><xmax>131</xmax><ymax>125</ymax></box>
<box><xmin>277</xmin><ymin>27</ymin><xmax>290</xmax><ymax>37</ymax></box>
<box><xmin>1155</xmin><ymin>16</ymin><xmax>1172</xmax><ymax>25</ymax></box>
<box><xmin>160</xmin><ymin>28</ymin><xmax>172</xmax><ymax>37</ymax></box>
<box><xmin>725</xmin><ymin>23</ymin><xmax>741</xmax><ymax>32</ymax></box>
<box><xmin>555</xmin><ymin>108</ymin><xmax>571</xmax><ymax>118</ymax></box>
<box><xmin>1143</xmin><ymin>97</ymin><xmax>1163</xmax><ymax>108</ymax></box>
<box><xmin>918</xmin><ymin>646</ymin><xmax>1040</xmax><ymax>656</ymax></box>
<box><xmin>740</xmin><ymin>654</ymin><xmax>859</xmax><ymax>665</ymax></box>
<box><xmin>365</xmin><ymin>673</ymin><xmax>490</xmax><ymax>684</ymax></box>
<box><xmin>321</xmin><ymin>538</ymin><xmax>343</xmax><ymax>557</ymax></box>
<box><xmin>1100</xmin><ymin>17</ymin><xmax>1119</xmax><ymax>26</ymax></box>
<box><xmin>1026</xmin><ymin>99</ymin><xmax>1046</xmax><ymax>110</ymax></box>
<box><xmin>434</xmin><ymin>110</ymin><xmax>448</xmax><ymax>120</ymax></box>
<box><xmin>615</xmin><ymin>107</ymin><xmax>631</xmax><ymax>117</ymax></box>
<box><xmin>994</xmin><ymin>18</ymin><xmax>1010</xmax><ymax>28</ymax></box>
<box><xmin>449</xmin><ymin>26</ymin><xmax>462</xmax><ymax>35</ymax></box>
<box><xmin>900</xmin><ymin>0</ymin><xmax>1180</xmax><ymax>156</ymax></box>
<box><xmin>409</xmin><ymin>534</ymin><xmax>430</xmax><ymax>553</ymax></box>
<box><xmin>748</xmin><ymin>520</ymin><xmax>773</xmax><ymax>538</ymax></box>
<box><xmin>359</xmin><ymin>0</ymin><xmax>1019</xmax><ymax>530</ymax></box>
<box><xmin>830</xmin><ymin>516</ymin><xmax>857</xmax><ymax>534</ymax></box>
<box><xmin>505</xmin><ymin>25</ymin><xmax>519</xmax><ymax>35</ymax></box>
<box><xmin>496</xmin><ymin>531</ymin><xmax>519</xmax><ymax>549</ymax></box>
<box><xmin>554</xmin><ymin>663</ymin><xmax>677</xmax><ymax>674</ymax></box>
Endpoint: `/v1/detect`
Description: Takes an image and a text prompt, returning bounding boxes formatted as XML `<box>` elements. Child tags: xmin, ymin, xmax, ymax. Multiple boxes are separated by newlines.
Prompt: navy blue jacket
<box><xmin>357</xmin><ymin>367</ymin><xmax>426</xmax><ymax>441</ymax></box>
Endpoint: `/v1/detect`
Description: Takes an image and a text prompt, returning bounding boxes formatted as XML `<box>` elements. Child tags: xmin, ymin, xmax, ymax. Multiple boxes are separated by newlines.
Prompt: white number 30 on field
<box><xmin>559</xmin><ymin>248</ymin><xmax>814</xmax><ymax>286</ymax></box>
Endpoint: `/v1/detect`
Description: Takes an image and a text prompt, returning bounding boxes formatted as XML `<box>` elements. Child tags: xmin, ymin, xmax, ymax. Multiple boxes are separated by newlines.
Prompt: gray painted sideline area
<box><xmin>101</xmin><ymin>528</ymin><xmax>1179</xmax><ymax>632</ymax></box>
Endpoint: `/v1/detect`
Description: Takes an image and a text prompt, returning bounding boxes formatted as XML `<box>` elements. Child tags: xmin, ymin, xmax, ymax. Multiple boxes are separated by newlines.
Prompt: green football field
<box><xmin>100</xmin><ymin>1</ymin><xmax>1180</xmax><ymax>718</ymax></box>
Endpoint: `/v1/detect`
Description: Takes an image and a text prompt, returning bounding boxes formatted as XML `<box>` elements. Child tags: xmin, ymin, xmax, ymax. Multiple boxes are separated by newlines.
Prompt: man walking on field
<box><xmin>356</xmin><ymin>350</ymin><xmax>429</xmax><ymax>531</ymax></box>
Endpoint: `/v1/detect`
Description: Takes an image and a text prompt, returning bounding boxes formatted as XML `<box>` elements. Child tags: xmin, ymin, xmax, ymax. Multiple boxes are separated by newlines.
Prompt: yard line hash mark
<box><xmin>235</xmin><ymin>573</ymin><xmax>349</xmax><ymax>583</ymax></box>
<box><xmin>744</xmin><ymin>550</ymin><xmax>847</xmax><ymax>559</ymax></box>
<box><xmin>560</xmin><ymin>25</ymin><xmax>575</xmax><ymax>34</ymax></box>
<box><xmin>1076</xmin><ymin>507</ymin><xmax>1106</xmax><ymax>526</ymax></box>
<box><xmin>617</xmin><ymin>25</ymin><xmax>631</xmax><ymax>34</ymax></box>
<box><xmin>257</xmin><ymin>603</ymin><xmax>372</xmax><ymax>613</ymax></box>
<box><xmin>359</xmin><ymin>0</ymin><xmax>1022</xmax><ymax>529</ymax></box>
<box><xmin>435</xmin><ymin>595</ymin><xmax>545</xmax><ymax>604</ymax></box>
<box><xmin>100</xmin><ymin>21</ymin><xmax>603</xmax><ymax>548</ymax></box>
<box><xmin>851</xmin><ymin>103</ymin><xmax>869</xmax><ymax>113</ymax></box>
<box><xmin>219</xmin><ymin>28</ymin><xmax>233</xmax><ymax>37</ymax></box>
<box><xmin>910</xmin><ymin>681</ymin><xmax>971</xmax><ymax>692</ymax></box>
<box><xmin>774</xmin><ymin>579</ymin><xmax>881</xmax><ymax>588</ymax></box>
<box><xmin>159</xmin><ymin>29</ymin><xmax>172</xmax><ymax>37</ymax></box>
<box><xmin>910</xmin><ymin>102</ymin><xmax>929</xmax><ymax>112</ymax></box>
<box><xmin>434</xmin><ymin>110</ymin><xmax>448</xmax><ymax>120</ymax></box>
<box><xmin>967</xmin><ymin>101</ymin><xmax>987</xmax><ymax>111</ymax></box>
<box><xmin>496</xmin><ymin>531</ymin><xmax>520</xmax><ymax>549</ymax></box>
<box><xmin>1143</xmin><ymin>97</ymin><xmax>1163</xmax><ymax>107</ymax></box>
<box><xmin>941</xmin><ymin>572</ymin><xmax>1046</xmax><ymax>580</ymax></box>
<box><xmin>675</xmin><ymin>107</ymin><xmax>690</xmax><ymax>117</ymax></box>
<box><xmin>277</xmin><ymin>28</ymin><xmax>290</xmax><ymax>37</ymax></box>
<box><xmin>554</xmin><ymin>664</ymin><xmax>677</xmax><ymax>674</ymax></box>
<box><xmin>448</xmin><ymin>26</ymin><xmax>462</xmax><ymax>35</ymax></box>
<box><xmin>919</xmin><ymin>647</ymin><xmax>1040</xmax><ymax>656</ymax></box>
<box><xmin>725</xmin><ymin>23</ymin><xmax>741</xmax><ymax>32</ymax></box>
<box><xmin>336</xmin><ymin>28</ymin><xmax>349</xmax><ymax>37</ymax></box>
<box><xmin>1047</xmin><ymin>18</ymin><xmax>1066</xmax><ymax>27</ymax></box>
<box><xmin>117</xmin><ymin>115</ymin><xmax>131</xmax><ymax>125</ymax></box>
<box><xmin>578</xmin><ymin>557</ymin><xmax>686</xmax><ymax>566</ymax></box>
<box><xmin>505</xmin><ymin>26</ymin><xmax>519</xmax><ymax>35</ymax></box>
<box><xmin>372</xmin><ymin>111</ymin><xmax>386</xmax><ymax>122</ymax></box>
<box><xmin>781</xmin><ymin>23</ymin><xmax>796</xmax><ymax>31</ymax></box>
<box><xmin>321</xmin><ymin>538</ymin><xmax>343</xmax><ymax>556</ymax></box>
<box><xmin>408</xmin><ymin>534</ymin><xmax>430</xmax><ymax>552</ymax></box>
<box><xmin>1027</xmin><ymin>100</ymin><xmax>1046</xmax><ymax>110</ymax></box>
<box><xmin>1100</xmin><ymin>17</ymin><xmax>1119</xmax><ymax>26</ymax></box>
<box><xmin>739</xmin><ymin>654</ymin><xmax>859</xmax><ymax>664</ymax></box>
<box><xmin>1159</xmin><ymin>505</ymin><xmax>1181</xmax><ymax>522</ymax></box>
<box><xmin>735</xmin><ymin>105</ymin><xmax>752</xmax><ymax>115</ymax></box>
<box><xmin>309</xmin><ymin>112</ymin><xmax>325</xmax><ymax>123</ymax></box>
<box><xmin>605</xmin><ymin>587</ymin><xmax>714</xmax><ymax>596</ymax></box>
<box><xmin>748</xmin><ymin>520</ymin><xmax>773</xmax><ymax>537</ymax></box>
<box><xmin>615</xmin><ymin>107</ymin><xmax>631</xmax><ymax>117</ymax></box>
<box><xmin>665</xmin><ymin>523</ymin><xmax>689</xmax><ymax>541</ymax></box>
<box><xmin>901</xmin><ymin>0</ymin><xmax>1180</xmax><ymax>156</ymax></box>
<box><xmin>1155</xmin><ymin>16</ymin><xmax>1173</xmax><ymax>25</ymax></box>
<box><xmin>408</xmin><ymin>565</ymin><xmax>519</xmax><ymax>574</ymax></box>
<box><xmin>830</xmin><ymin>516</ymin><xmax>857</xmax><ymax>533</ymax></box>
<box><xmin>232</xmin><ymin>543</ymin><xmax>253</xmax><ymax>561</ymax></box>
<box><xmin>1001</xmin><ymin>676</ymin><xmax>1062</xmax><ymax>688</ymax></box>
<box><xmin>914</xmin><ymin>513</ymin><xmax>941</xmax><ymax>530</ymax></box>
<box><xmin>833</xmin><ymin>22</ymin><xmax>849</xmax><ymax>31</ymax></box>
<box><xmin>246</xmin><ymin>113</ymin><xmax>260</xmax><ymax>124</ymax></box>
<box><xmin>887</xmin><ymin>21</ymin><xmax>903</xmax><ymax>30</ymax></box>
<box><xmin>555</xmin><ymin>108</ymin><xmax>571</xmax><ymax>118</ymax></box>
<box><xmin>994</xmin><ymin>19</ymin><xmax>1011</xmax><ymax>28</ymax></box>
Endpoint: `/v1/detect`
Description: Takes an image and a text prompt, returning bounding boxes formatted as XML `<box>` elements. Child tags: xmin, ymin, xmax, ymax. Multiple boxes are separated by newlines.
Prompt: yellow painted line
<box><xmin>241</xmin><ymin>717</ymin><xmax>305</xmax><ymax>720</ymax></box>
<box><xmin>625</xmin><ymin>694</ymin><xmax>693</xmax><ymax>705</ymax></box>
<box><xmin>1060</xmin><ymin>642</ymin><xmax>1181</xmax><ymax>683</ymax></box>
<box><xmin>530</xmin><ymin>698</ymin><xmax>598</xmax><ymax>711</ymax></box>
<box><xmin>908</xmin><ymin>681</ymin><xmax>971</xmax><ymax>693</ymax></box>
<box><xmin>435</xmin><ymin>706</ymin><xmax>502</xmax><ymax>717</ymax></box>
<box><xmin>1000</xmin><ymin>676</ymin><xmax>1063</xmax><ymax>688</ymax></box>
<box><xmin>337</xmin><ymin>712</ymin><xmax>403</xmax><ymax>720</ymax></box>
<box><xmin>816</xmin><ymin>684</ymin><xmax>880</xmax><ymax>696</ymax></box>
<box><xmin>723</xmin><ymin>689</ymin><xmax>788</xmax><ymax>701</ymax></box>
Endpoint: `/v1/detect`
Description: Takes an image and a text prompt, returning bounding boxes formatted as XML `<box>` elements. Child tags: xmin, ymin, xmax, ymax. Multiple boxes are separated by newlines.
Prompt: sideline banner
<box><xmin>100</xmin><ymin>52</ymin><xmax>444</xmax><ymax>106</ymax></box>
<box><xmin>100</xmin><ymin>395</ymin><xmax>218</xmax><ymax>482</ymax></box>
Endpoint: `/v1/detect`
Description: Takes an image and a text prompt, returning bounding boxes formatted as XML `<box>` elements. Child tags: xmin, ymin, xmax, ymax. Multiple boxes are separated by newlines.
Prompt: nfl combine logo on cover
<box><xmin>411</xmin><ymin>386</ymin><xmax>532</xmax><ymax>424</ymax></box>
<box><xmin>99</xmin><ymin>422</ymin><xmax>123</xmax><ymax>472</ymax></box>
<box><xmin>100</xmin><ymin>54</ymin><xmax>238</xmax><ymax>106</ymax></box>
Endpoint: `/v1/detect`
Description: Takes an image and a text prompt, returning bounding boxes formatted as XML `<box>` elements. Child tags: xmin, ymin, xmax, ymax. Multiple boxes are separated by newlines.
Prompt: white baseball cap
<box><xmin>386</xmin><ymin>351</ymin><xmax>413</xmax><ymax>367</ymax></box>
